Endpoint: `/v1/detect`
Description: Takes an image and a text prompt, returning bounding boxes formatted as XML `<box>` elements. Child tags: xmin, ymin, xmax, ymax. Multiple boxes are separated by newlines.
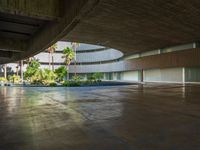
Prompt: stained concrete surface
<box><xmin>0</xmin><ymin>84</ymin><xmax>200</xmax><ymax>150</ymax></box>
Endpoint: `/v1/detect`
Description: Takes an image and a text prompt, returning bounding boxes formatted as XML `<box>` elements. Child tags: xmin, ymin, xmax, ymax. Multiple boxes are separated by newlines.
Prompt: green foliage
<box><xmin>24</xmin><ymin>58</ymin><xmax>57</xmax><ymax>85</ymax></box>
<box><xmin>49</xmin><ymin>82</ymin><xmax>57</xmax><ymax>87</ymax></box>
<box><xmin>54</xmin><ymin>66</ymin><xmax>67</xmax><ymax>81</ymax></box>
<box><xmin>72</xmin><ymin>75</ymin><xmax>83</xmax><ymax>81</ymax></box>
<box><xmin>62</xmin><ymin>80</ymin><xmax>81</xmax><ymax>87</ymax></box>
<box><xmin>31</xmin><ymin>68</ymin><xmax>56</xmax><ymax>85</ymax></box>
<box><xmin>0</xmin><ymin>77</ymin><xmax>7</xmax><ymax>82</ymax></box>
<box><xmin>31</xmin><ymin>69</ymin><xmax>44</xmax><ymax>85</ymax></box>
<box><xmin>24</xmin><ymin>58</ymin><xmax>40</xmax><ymax>81</ymax></box>
<box><xmin>87</xmin><ymin>72</ymin><xmax>104</xmax><ymax>83</ymax></box>
<box><xmin>43</xmin><ymin>68</ymin><xmax>56</xmax><ymax>81</ymax></box>
<box><xmin>62</xmin><ymin>47</ymin><xmax>75</xmax><ymax>66</ymax></box>
<box><xmin>8</xmin><ymin>75</ymin><xmax>20</xmax><ymax>83</ymax></box>
<box><xmin>93</xmin><ymin>72</ymin><xmax>104</xmax><ymax>82</ymax></box>
<box><xmin>86</xmin><ymin>74</ymin><xmax>95</xmax><ymax>84</ymax></box>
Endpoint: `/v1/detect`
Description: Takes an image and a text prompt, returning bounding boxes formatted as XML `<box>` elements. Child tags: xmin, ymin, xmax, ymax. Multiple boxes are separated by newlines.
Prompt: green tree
<box><xmin>93</xmin><ymin>72</ymin><xmax>104</xmax><ymax>82</ymax></box>
<box><xmin>54</xmin><ymin>66</ymin><xmax>67</xmax><ymax>81</ymax></box>
<box><xmin>8</xmin><ymin>75</ymin><xmax>20</xmax><ymax>83</ymax></box>
<box><xmin>24</xmin><ymin>58</ymin><xmax>40</xmax><ymax>82</ymax></box>
<box><xmin>62</xmin><ymin>47</ymin><xmax>75</xmax><ymax>80</ymax></box>
<box><xmin>43</xmin><ymin>68</ymin><xmax>56</xmax><ymax>81</ymax></box>
<box><xmin>31</xmin><ymin>68</ymin><xmax>56</xmax><ymax>85</ymax></box>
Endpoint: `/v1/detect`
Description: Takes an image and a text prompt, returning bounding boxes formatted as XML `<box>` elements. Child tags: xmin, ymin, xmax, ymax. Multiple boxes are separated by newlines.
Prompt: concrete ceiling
<box><xmin>0</xmin><ymin>0</ymin><xmax>92</xmax><ymax>64</ymax></box>
<box><xmin>0</xmin><ymin>0</ymin><xmax>200</xmax><ymax>63</ymax></box>
<box><xmin>63</xmin><ymin>0</ymin><xmax>200</xmax><ymax>55</ymax></box>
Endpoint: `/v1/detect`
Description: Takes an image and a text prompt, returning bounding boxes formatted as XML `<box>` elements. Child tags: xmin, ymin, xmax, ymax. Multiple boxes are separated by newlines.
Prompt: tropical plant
<box><xmin>62</xmin><ymin>47</ymin><xmax>75</xmax><ymax>80</ymax></box>
<box><xmin>31</xmin><ymin>68</ymin><xmax>56</xmax><ymax>85</ymax></box>
<box><xmin>47</xmin><ymin>44</ymin><xmax>57</xmax><ymax>71</ymax></box>
<box><xmin>49</xmin><ymin>82</ymin><xmax>57</xmax><ymax>86</ymax></box>
<box><xmin>43</xmin><ymin>68</ymin><xmax>56</xmax><ymax>81</ymax></box>
<box><xmin>93</xmin><ymin>72</ymin><xmax>104</xmax><ymax>82</ymax></box>
<box><xmin>54</xmin><ymin>66</ymin><xmax>67</xmax><ymax>81</ymax></box>
<box><xmin>87</xmin><ymin>74</ymin><xmax>96</xmax><ymax>83</ymax></box>
<box><xmin>72</xmin><ymin>75</ymin><xmax>82</xmax><ymax>81</ymax></box>
<box><xmin>0</xmin><ymin>77</ymin><xmax>7</xmax><ymax>82</ymax></box>
<box><xmin>24</xmin><ymin>58</ymin><xmax>40</xmax><ymax>82</ymax></box>
<box><xmin>8</xmin><ymin>75</ymin><xmax>20</xmax><ymax>83</ymax></box>
<box><xmin>86</xmin><ymin>72</ymin><xmax>103</xmax><ymax>83</ymax></box>
<box><xmin>31</xmin><ymin>69</ymin><xmax>44</xmax><ymax>85</ymax></box>
<box><xmin>63</xmin><ymin>80</ymin><xmax>81</xmax><ymax>87</ymax></box>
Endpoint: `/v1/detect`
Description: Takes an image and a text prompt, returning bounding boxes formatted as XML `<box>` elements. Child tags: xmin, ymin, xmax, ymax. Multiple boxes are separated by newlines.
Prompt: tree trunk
<box><xmin>4</xmin><ymin>64</ymin><xmax>7</xmax><ymax>79</ymax></box>
<box><xmin>20</xmin><ymin>60</ymin><xmax>23</xmax><ymax>82</ymax></box>
<box><xmin>16</xmin><ymin>69</ymin><xmax>18</xmax><ymax>76</ymax></box>
<box><xmin>74</xmin><ymin>46</ymin><xmax>77</xmax><ymax>77</ymax></box>
<box><xmin>49</xmin><ymin>52</ymin><xmax>51</xmax><ymax>70</ymax></box>
<box><xmin>52</xmin><ymin>54</ymin><xmax>54</xmax><ymax>71</ymax></box>
<box><xmin>74</xmin><ymin>61</ymin><xmax>77</xmax><ymax>77</ymax></box>
<box><xmin>67</xmin><ymin>65</ymin><xmax>69</xmax><ymax>80</ymax></box>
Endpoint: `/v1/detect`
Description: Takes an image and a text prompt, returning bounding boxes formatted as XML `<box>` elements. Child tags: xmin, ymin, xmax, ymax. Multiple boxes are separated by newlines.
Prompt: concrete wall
<box><xmin>121</xmin><ymin>71</ymin><xmax>139</xmax><ymax>81</ymax></box>
<box><xmin>143</xmin><ymin>68</ymin><xmax>183</xmax><ymax>83</ymax></box>
<box><xmin>185</xmin><ymin>67</ymin><xmax>200</xmax><ymax>82</ymax></box>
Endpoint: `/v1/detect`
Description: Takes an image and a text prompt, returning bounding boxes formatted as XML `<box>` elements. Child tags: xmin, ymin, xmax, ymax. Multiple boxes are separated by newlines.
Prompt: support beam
<box><xmin>0</xmin><ymin>37</ymin><xmax>27</xmax><ymax>52</ymax></box>
<box><xmin>0</xmin><ymin>0</ymin><xmax>62</xmax><ymax>21</ymax></box>
<box><xmin>0</xmin><ymin>51</ymin><xmax>13</xmax><ymax>58</ymax></box>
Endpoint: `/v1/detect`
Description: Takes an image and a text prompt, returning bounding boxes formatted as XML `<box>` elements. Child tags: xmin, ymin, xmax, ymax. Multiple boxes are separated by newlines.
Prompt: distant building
<box><xmin>3</xmin><ymin>41</ymin><xmax>200</xmax><ymax>83</ymax></box>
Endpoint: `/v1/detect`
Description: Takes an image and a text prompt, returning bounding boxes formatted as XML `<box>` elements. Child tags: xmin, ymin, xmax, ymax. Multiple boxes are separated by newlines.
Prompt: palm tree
<box><xmin>62</xmin><ymin>47</ymin><xmax>75</xmax><ymax>80</ymax></box>
<box><xmin>71</xmin><ymin>42</ymin><xmax>79</xmax><ymax>77</ymax></box>
<box><xmin>47</xmin><ymin>44</ymin><xmax>57</xmax><ymax>71</ymax></box>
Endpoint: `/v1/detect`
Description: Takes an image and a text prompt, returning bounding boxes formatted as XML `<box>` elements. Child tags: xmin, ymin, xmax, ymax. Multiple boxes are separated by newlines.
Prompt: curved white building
<box><xmin>3</xmin><ymin>41</ymin><xmax>200</xmax><ymax>83</ymax></box>
<box><xmin>34</xmin><ymin>41</ymin><xmax>125</xmax><ymax>80</ymax></box>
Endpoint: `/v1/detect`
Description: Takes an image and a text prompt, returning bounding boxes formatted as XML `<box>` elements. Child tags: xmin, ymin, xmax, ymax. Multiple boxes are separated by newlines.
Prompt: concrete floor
<box><xmin>0</xmin><ymin>84</ymin><xmax>200</xmax><ymax>150</ymax></box>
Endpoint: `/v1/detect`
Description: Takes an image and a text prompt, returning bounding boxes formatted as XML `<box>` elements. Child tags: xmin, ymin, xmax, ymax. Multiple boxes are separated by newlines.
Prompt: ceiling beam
<box><xmin>0</xmin><ymin>0</ymin><xmax>62</xmax><ymax>21</ymax></box>
<box><xmin>0</xmin><ymin>51</ymin><xmax>13</xmax><ymax>58</ymax></box>
<box><xmin>0</xmin><ymin>37</ymin><xmax>27</xmax><ymax>52</ymax></box>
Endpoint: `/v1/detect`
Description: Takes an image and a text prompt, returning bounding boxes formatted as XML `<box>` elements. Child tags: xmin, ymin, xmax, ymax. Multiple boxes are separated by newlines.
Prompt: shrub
<box><xmin>54</xmin><ymin>66</ymin><xmax>67</xmax><ymax>81</ymax></box>
<box><xmin>62</xmin><ymin>80</ymin><xmax>81</xmax><ymax>87</ymax></box>
<box><xmin>93</xmin><ymin>72</ymin><xmax>103</xmax><ymax>82</ymax></box>
<box><xmin>87</xmin><ymin>74</ymin><xmax>95</xmax><ymax>82</ymax></box>
<box><xmin>49</xmin><ymin>82</ymin><xmax>57</xmax><ymax>87</ymax></box>
<box><xmin>72</xmin><ymin>75</ymin><xmax>82</xmax><ymax>81</ymax></box>
<box><xmin>87</xmin><ymin>73</ymin><xmax>103</xmax><ymax>83</ymax></box>
<box><xmin>8</xmin><ymin>75</ymin><xmax>20</xmax><ymax>83</ymax></box>
<box><xmin>0</xmin><ymin>77</ymin><xmax>7</xmax><ymax>82</ymax></box>
<box><xmin>24</xmin><ymin>58</ymin><xmax>40</xmax><ymax>81</ymax></box>
<box><xmin>30</xmin><ymin>68</ymin><xmax>56</xmax><ymax>85</ymax></box>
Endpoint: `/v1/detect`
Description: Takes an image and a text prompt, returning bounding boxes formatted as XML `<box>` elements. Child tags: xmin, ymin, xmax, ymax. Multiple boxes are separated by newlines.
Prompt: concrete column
<box><xmin>158</xmin><ymin>49</ymin><xmax>161</xmax><ymax>54</ymax></box>
<box><xmin>193</xmin><ymin>42</ymin><xmax>196</xmax><ymax>48</ymax></box>
<box><xmin>139</xmin><ymin>69</ymin><xmax>143</xmax><ymax>82</ymax></box>
<box><xmin>20</xmin><ymin>60</ymin><xmax>23</xmax><ymax>82</ymax></box>
<box><xmin>182</xmin><ymin>67</ymin><xmax>185</xmax><ymax>83</ymax></box>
